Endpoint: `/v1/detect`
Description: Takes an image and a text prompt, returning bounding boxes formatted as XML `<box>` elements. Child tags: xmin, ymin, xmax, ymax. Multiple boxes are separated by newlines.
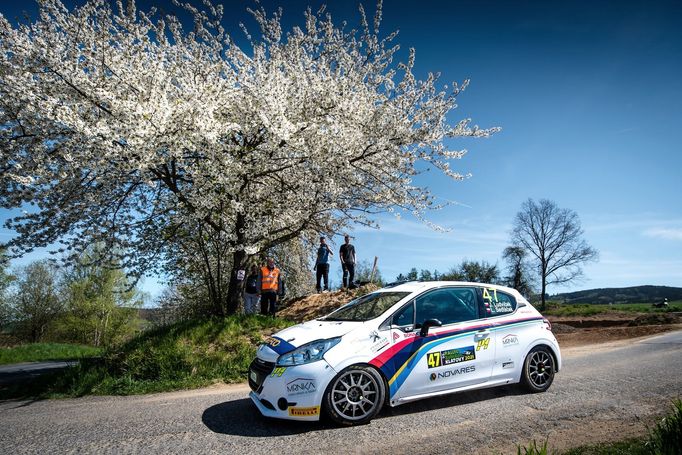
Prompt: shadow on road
<box><xmin>202</xmin><ymin>398</ymin><xmax>336</xmax><ymax>436</ymax></box>
<box><xmin>380</xmin><ymin>384</ymin><xmax>526</xmax><ymax>418</ymax></box>
<box><xmin>203</xmin><ymin>385</ymin><xmax>525</xmax><ymax>436</ymax></box>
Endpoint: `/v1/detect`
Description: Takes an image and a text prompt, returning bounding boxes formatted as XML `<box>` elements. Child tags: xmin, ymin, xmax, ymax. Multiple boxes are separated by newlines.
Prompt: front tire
<box><xmin>324</xmin><ymin>365</ymin><xmax>385</xmax><ymax>425</ymax></box>
<box><xmin>521</xmin><ymin>346</ymin><xmax>555</xmax><ymax>393</ymax></box>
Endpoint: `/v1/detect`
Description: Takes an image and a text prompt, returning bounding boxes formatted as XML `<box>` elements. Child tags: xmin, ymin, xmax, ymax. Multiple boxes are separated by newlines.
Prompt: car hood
<box><xmin>257</xmin><ymin>319</ymin><xmax>363</xmax><ymax>362</ymax></box>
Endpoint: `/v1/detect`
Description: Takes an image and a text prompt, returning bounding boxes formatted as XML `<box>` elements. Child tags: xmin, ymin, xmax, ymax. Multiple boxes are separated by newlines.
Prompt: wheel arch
<box><xmin>322</xmin><ymin>362</ymin><xmax>388</xmax><ymax>425</ymax></box>
<box><xmin>522</xmin><ymin>340</ymin><xmax>561</xmax><ymax>372</ymax></box>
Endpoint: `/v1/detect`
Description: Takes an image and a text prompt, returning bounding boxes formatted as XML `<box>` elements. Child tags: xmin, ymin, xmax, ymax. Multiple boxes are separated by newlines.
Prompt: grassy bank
<box><xmin>542</xmin><ymin>301</ymin><xmax>682</xmax><ymax>317</ymax></box>
<box><xmin>0</xmin><ymin>315</ymin><xmax>293</xmax><ymax>399</ymax></box>
<box><xmin>0</xmin><ymin>343</ymin><xmax>102</xmax><ymax>365</ymax></box>
<box><xmin>518</xmin><ymin>400</ymin><xmax>682</xmax><ymax>454</ymax></box>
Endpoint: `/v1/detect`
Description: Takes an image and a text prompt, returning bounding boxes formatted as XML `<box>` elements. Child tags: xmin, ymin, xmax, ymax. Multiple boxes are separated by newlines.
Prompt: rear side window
<box><xmin>482</xmin><ymin>287</ymin><xmax>516</xmax><ymax>316</ymax></box>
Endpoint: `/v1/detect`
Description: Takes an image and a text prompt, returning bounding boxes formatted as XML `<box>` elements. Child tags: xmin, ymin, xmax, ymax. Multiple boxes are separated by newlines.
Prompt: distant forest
<box><xmin>552</xmin><ymin>285</ymin><xmax>682</xmax><ymax>304</ymax></box>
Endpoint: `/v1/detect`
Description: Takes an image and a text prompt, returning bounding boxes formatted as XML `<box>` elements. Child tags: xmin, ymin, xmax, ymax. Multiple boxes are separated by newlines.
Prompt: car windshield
<box><xmin>321</xmin><ymin>292</ymin><xmax>410</xmax><ymax>322</ymax></box>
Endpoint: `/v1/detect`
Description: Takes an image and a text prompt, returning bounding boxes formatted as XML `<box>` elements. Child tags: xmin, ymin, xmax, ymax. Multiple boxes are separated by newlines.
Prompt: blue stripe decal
<box><xmin>268</xmin><ymin>337</ymin><xmax>297</xmax><ymax>355</ymax></box>
<box><xmin>382</xmin><ymin>317</ymin><xmax>543</xmax><ymax>397</ymax></box>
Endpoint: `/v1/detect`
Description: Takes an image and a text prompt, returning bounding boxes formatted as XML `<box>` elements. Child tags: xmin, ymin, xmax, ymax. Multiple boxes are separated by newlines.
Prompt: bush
<box><xmin>646</xmin><ymin>400</ymin><xmax>682</xmax><ymax>454</ymax></box>
<box><xmin>0</xmin><ymin>315</ymin><xmax>292</xmax><ymax>398</ymax></box>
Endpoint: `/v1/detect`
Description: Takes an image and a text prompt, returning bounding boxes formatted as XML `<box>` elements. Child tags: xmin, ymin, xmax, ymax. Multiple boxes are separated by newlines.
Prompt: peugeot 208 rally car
<box><xmin>248</xmin><ymin>281</ymin><xmax>561</xmax><ymax>425</ymax></box>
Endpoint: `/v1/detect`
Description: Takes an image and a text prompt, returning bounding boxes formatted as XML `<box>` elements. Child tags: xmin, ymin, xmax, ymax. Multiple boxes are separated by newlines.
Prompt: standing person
<box><xmin>315</xmin><ymin>236</ymin><xmax>333</xmax><ymax>292</ymax></box>
<box><xmin>257</xmin><ymin>258</ymin><xmax>284</xmax><ymax>316</ymax></box>
<box><xmin>243</xmin><ymin>265</ymin><xmax>260</xmax><ymax>315</ymax></box>
<box><xmin>339</xmin><ymin>234</ymin><xmax>356</xmax><ymax>289</ymax></box>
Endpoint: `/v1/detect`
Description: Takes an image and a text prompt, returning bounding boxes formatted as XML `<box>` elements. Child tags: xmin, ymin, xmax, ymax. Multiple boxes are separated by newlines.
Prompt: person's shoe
<box><xmin>323</xmin><ymin>289</ymin><xmax>329</xmax><ymax>293</ymax></box>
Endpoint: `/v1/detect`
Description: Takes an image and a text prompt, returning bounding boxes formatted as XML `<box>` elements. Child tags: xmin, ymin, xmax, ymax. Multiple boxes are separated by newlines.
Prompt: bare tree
<box><xmin>510</xmin><ymin>199</ymin><xmax>598</xmax><ymax>310</ymax></box>
<box><xmin>502</xmin><ymin>246</ymin><xmax>533</xmax><ymax>298</ymax></box>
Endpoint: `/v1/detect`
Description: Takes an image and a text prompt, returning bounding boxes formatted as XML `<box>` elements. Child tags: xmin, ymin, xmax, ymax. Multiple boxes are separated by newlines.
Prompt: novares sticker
<box><xmin>430</xmin><ymin>365</ymin><xmax>476</xmax><ymax>380</ymax></box>
<box><xmin>426</xmin><ymin>346</ymin><xmax>476</xmax><ymax>369</ymax></box>
<box><xmin>288</xmin><ymin>406</ymin><xmax>320</xmax><ymax>417</ymax></box>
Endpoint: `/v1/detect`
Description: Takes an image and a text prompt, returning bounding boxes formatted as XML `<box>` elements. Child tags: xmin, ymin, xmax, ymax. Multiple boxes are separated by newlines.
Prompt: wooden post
<box><xmin>370</xmin><ymin>256</ymin><xmax>378</xmax><ymax>283</ymax></box>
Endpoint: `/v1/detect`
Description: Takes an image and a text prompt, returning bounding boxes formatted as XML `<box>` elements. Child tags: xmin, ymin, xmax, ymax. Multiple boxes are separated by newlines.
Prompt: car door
<box><xmin>388</xmin><ymin>287</ymin><xmax>496</xmax><ymax>402</ymax></box>
<box><xmin>482</xmin><ymin>287</ymin><xmax>529</xmax><ymax>378</ymax></box>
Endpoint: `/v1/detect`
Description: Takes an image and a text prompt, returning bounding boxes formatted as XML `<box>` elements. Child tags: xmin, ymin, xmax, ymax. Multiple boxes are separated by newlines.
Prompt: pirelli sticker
<box><xmin>288</xmin><ymin>406</ymin><xmax>320</xmax><ymax>417</ymax></box>
<box><xmin>426</xmin><ymin>346</ymin><xmax>476</xmax><ymax>369</ymax></box>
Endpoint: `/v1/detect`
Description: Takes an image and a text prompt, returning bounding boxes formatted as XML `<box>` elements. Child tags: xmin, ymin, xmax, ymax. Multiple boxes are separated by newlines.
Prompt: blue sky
<box><xmin>2</xmin><ymin>0</ymin><xmax>681</xmax><ymax>298</ymax></box>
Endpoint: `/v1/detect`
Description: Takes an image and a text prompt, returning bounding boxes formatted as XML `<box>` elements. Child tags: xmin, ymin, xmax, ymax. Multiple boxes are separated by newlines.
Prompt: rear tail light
<box><xmin>543</xmin><ymin>318</ymin><xmax>552</xmax><ymax>331</ymax></box>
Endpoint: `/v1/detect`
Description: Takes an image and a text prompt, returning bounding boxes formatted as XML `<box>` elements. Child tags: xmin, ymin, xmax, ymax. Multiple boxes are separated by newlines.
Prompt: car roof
<box><xmin>379</xmin><ymin>281</ymin><xmax>522</xmax><ymax>296</ymax></box>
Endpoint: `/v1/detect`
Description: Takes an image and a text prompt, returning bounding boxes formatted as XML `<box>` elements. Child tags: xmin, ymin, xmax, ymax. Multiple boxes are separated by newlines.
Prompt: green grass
<box><xmin>541</xmin><ymin>301</ymin><xmax>682</xmax><ymax>317</ymax></box>
<box><xmin>0</xmin><ymin>343</ymin><xmax>102</xmax><ymax>365</ymax></box>
<box><xmin>0</xmin><ymin>315</ymin><xmax>293</xmax><ymax>399</ymax></box>
<box><xmin>561</xmin><ymin>439</ymin><xmax>649</xmax><ymax>454</ymax></box>
<box><xmin>518</xmin><ymin>400</ymin><xmax>682</xmax><ymax>454</ymax></box>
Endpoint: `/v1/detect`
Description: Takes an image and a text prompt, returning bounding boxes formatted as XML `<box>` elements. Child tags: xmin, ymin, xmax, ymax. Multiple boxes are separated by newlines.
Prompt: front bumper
<box><xmin>248</xmin><ymin>358</ymin><xmax>337</xmax><ymax>421</ymax></box>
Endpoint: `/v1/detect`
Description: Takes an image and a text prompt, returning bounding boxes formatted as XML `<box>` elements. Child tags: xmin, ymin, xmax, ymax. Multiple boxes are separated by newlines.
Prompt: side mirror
<box><xmin>419</xmin><ymin>318</ymin><xmax>442</xmax><ymax>337</ymax></box>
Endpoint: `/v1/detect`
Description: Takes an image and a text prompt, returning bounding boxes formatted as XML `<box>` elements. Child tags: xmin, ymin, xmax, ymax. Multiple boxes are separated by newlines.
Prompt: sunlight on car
<box><xmin>248</xmin><ymin>281</ymin><xmax>562</xmax><ymax>425</ymax></box>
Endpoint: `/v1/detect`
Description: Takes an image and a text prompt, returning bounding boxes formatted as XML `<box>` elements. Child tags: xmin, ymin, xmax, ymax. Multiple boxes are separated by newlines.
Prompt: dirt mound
<box><xmin>628</xmin><ymin>313</ymin><xmax>680</xmax><ymax>326</ymax></box>
<box><xmin>551</xmin><ymin>323</ymin><xmax>578</xmax><ymax>334</ymax></box>
<box><xmin>279</xmin><ymin>284</ymin><xmax>380</xmax><ymax>323</ymax></box>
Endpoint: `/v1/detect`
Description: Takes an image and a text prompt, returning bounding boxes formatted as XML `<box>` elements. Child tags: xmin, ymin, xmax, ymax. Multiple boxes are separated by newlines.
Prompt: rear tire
<box><xmin>324</xmin><ymin>365</ymin><xmax>385</xmax><ymax>425</ymax></box>
<box><xmin>521</xmin><ymin>346</ymin><xmax>555</xmax><ymax>393</ymax></box>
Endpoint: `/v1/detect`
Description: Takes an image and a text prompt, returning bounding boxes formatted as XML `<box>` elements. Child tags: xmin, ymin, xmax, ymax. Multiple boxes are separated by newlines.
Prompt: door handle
<box><xmin>474</xmin><ymin>329</ymin><xmax>490</xmax><ymax>339</ymax></box>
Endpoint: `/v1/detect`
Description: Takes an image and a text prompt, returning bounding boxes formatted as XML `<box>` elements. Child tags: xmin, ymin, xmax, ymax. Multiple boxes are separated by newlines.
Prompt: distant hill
<box><xmin>552</xmin><ymin>285</ymin><xmax>682</xmax><ymax>304</ymax></box>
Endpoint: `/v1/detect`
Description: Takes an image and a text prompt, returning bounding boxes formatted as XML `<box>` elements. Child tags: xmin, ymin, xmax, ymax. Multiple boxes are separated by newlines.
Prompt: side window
<box><xmin>392</xmin><ymin>302</ymin><xmax>415</xmax><ymax>329</ymax></box>
<box><xmin>482</xmin><ymin>287</ymin><xmax>517</xmax><ymax>316</ymax></box>
<box><xmin>415</xmin><ymin>287</ymin><xmax>479</xmax><ymax>326</ymax></box>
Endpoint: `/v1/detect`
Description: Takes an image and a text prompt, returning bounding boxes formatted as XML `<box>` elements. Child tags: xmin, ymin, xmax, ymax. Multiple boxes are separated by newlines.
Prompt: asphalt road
<box><xmin>0</xmin><ymin>361</ymin><xmax>78</xmax><ymax>385</ymax></box>
<box><xmin>1</xmin><ymin>331</ymin><xmax>681</xmax><ymax>455</ymax></box>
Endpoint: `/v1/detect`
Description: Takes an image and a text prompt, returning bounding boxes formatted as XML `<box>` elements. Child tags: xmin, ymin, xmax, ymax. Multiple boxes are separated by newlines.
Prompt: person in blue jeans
<box><xmin>314</xmin><ymin>236</ymin><xmax>334</xmax><ymax>292</ymax></box>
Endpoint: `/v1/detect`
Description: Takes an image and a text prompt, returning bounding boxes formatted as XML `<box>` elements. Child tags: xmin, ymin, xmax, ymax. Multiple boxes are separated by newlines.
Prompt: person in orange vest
<box><xmin>257</xmin><ymin>257</ymin><xmax>284</xmax><ymax>316</ymax></box>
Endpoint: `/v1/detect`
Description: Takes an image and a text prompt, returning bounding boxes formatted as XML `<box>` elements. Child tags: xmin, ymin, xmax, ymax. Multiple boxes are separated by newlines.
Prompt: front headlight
<box><xmin>276</xmin><ymin>337</ymin><xmax>341</xmax><ymax>367</ymax></box>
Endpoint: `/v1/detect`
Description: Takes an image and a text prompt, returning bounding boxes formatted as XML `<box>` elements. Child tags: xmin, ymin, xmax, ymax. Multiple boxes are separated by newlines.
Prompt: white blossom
<box><xmin>0</xmin><ymin>0</ymin><xmax>498</xmax><ymax>310</ymax></box>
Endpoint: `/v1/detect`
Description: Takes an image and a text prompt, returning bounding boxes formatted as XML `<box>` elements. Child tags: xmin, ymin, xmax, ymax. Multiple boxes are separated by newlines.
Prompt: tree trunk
<box><xmin>225</xmin><ymin>249</ymin><xmax>246</xmax><ymax>315</ymax></box>
<box><xmin>540</xmin><ymin>274</ymin><xmax>547</xmax><ymax>311</ymax></box>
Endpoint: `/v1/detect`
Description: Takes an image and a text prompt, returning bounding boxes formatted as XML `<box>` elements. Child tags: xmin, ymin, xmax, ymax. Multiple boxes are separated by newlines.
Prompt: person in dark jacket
<box><xmin>243</xmin><ymin>265</ymin><xmax>260</xmax><ymax>314</ymax></box>
<box><xmin>339</xmin><ymin>234</ymin><xmax>356</xmax><ymax>289</ymax></box>
<box><xmin>314</xmin><ymin>236</ymin><xmax>333</xmax><ymax>292</ymax></box>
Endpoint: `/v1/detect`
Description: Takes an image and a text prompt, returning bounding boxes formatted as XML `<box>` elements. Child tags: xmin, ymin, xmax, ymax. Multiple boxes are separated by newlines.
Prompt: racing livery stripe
<box><xmin>268</xmin><ymin>336</ymin><xmax>298</xmax><ymax>355</ymax></box>
<box><xmin>370</xmin><ymin>317</ymin><xmax>543</xmax><ymax>397</ymax></box>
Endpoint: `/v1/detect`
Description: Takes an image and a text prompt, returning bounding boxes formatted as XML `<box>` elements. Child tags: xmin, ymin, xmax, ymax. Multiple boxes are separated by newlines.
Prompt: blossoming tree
<box><xmin>0</xmin><ymin>0</ymin><xmax>498</xmax><ymax>314</ymax></box>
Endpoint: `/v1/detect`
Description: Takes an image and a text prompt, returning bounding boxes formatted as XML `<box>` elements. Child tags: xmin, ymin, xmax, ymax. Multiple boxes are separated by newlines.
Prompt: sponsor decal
<box><xmin>502</xmin><ymin>361</ymin><xmax>514</xmax><ymax>369</ymax></box>
<box><xmin>430</xmin><ymin>365</ymin><xmax>476</xmax><ymax>380</ymax></box>
<box><xmin>476</xmin><ymin>338</ymin><xmax>490</xmax><ymax>351</ymax></box>
<box><xmin>261</xmin><ymin>336</ymin><xmax>297</xmax><ymax>355</ymax></box>
<box><xmin>426</xmin><ymin>346</ymin><xmax>475</xmax><ymax>369</ymax></box>
<box><xmin>371</xmin><ymin>337</ymin><xmax>389</xmax><ymax>353</ymax></box>
<box><xmin>288</xmin><ymin>406</ymin><xmax>320</xmax><ymax>417</ymax></box>
<box><xmin>286</xmin><ymin>378</ymin><xmax>317</xmax><ymax>396</ymax></box>
<box><xmin>270</xmin><ymin>367</ymin><xmax>287</xmax><ymax>377</ymax></box>
<box><xmin>392</xmin><ymin>332</ymin><xmax>400</xmax><ymax>341</ymax></box>
<box><xmin>263</xmin><ymin>336</ymin><xmax>280</xmax><ymax>347</ymax></box>
<box><xmin>502</xmin><ymin>334</ymin><xmax>519</xmax><ymax>347</ymax></box>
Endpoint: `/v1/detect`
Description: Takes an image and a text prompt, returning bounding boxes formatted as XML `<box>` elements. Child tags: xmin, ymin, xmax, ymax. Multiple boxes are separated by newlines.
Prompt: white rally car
<box><xmin>248</xmin><ymin>281</ymin><xmax>561</xmax><ymax>425</ymax></box>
